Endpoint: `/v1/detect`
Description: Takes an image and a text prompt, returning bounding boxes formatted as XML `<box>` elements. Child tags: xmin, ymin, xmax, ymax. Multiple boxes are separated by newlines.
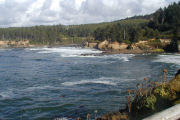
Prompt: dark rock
<box><xmin>175</xmin><ymin>69</ymin><xmax>180</xmax><ymax>77</ymax></box>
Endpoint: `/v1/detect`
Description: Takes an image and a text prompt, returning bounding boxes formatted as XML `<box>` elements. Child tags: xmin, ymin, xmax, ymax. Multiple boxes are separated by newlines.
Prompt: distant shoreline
<box><xmin>0</xmin><ymin>43</ymin><xmax>179</xmax><ymax>55</ymax></box>
<box><xmin>0</xmin><ymin>43</ymin><xmax>79</xmax><ymax>49</ymax></box>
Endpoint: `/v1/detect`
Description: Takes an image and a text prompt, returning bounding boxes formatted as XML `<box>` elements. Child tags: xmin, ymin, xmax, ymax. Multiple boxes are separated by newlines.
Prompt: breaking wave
<box><xmin>27</xmin><ymin>47</ymin><xmax>102</xmax><ymax>57</ymax></box>
<box><xmin>61</xmin><ymin>77</ymin><xmax>118</xmax><ymax>86</ymax></box>
<box><xmin>62</xmin><ymin>80</ymin><xmax>116</xmax><ymax>86</ymax></box>
<box><xmin>27</xmin><ymin>47</ymin><xmax>135</xmax><ymax>62</ymax></box>
<box><xmin>154</xmin><ymin>54</ymin><xmax>180</xmax><ymax>65</ymax></box>
<box><xmin>61</xmin><ymin>77</ymin><xmax>136</xmax><ymax>86</ymax></box>
<box><xmin>100</xmin><ymin>54</ymin><xmax>135</xmax><ymax>62</ymax></box>
<box><xmin>0</xmin><ymin>89</ymin><xmax>14</xmax><ymax>99</ymax></box>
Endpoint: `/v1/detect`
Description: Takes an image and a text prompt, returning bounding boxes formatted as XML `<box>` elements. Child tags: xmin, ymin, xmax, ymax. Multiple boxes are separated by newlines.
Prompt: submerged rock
<box><xmin>175</xmin><ymin>69</ymin><xmax>180</xmax><ymax>77</ymax></box>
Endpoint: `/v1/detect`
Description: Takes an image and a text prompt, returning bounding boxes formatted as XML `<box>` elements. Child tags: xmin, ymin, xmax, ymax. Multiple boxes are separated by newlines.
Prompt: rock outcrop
<box><xmin>88</xmin><ymin>43</ymin><xmax>98</xmax><ymax>48</ymax></box>
<box><xmin>0</xmin><ymin>40</ymin><xmax>30</xmax><ymax>48</ymax></box>
<box><xmin>160</xmin><ymin>39</ymin><xmax>171</xmax><ymax>44</ymax></box>
<box><xmin>84</xmin><ymin>39</ymin><xmax>173</xmax><ymax>53</ymax></box>
<box><xmin>0</xmin><ymin>41</ymin><xmax>9</xmax><ymax>45</ymax></box>
<box><xmin>98</xmin><ymin>40</ymin><xmax>109</xmax><ymax>50</ymax></box>
<box><xmin>84</xmin><ymin>42</ymin><xmax>98</xmax><ymax>48</ymax></box>
<box><xmin>107</xmin><ymin>42</ymin><xmax>128</xmax><ymax>50</ymax></box>
<box><xmin>85</xmin><ymin>40</ymin><xmax>128</xmax><ymax>51</ymax></box>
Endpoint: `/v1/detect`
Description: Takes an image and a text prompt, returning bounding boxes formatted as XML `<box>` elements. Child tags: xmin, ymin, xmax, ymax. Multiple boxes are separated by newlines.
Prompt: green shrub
<box><xmin>145</xmin><ymin>95</ymin><xmax>157</xmax><ymax>110</ymax></box>
<box><xmin>152</xmin><ymin>49</ymin><xmax>164</xmax><ymax>53</ymax></box>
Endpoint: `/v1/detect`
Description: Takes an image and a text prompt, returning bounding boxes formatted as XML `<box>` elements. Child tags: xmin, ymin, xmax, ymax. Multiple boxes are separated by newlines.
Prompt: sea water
<box><xmin>0</xmin><ymin>47</ymin><xmax>179</xmax><ymax>120</ymax></box>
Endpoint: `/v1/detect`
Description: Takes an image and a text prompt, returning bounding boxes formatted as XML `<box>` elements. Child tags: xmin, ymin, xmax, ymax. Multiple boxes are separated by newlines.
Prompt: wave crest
<box><xmin>27</xmin><ymin>47</ymin><xmax>102</xmax><ymax>57</ymax></box>
<box><xmin>154</xmin><ymin>54</ymin><xmax>180</xmax><ymax>65</ymax></box>
<box><xmin>61</xmin><ymin>77</ymin><xmax>133</xmax><ymax>86</ymax></box>
<box><xmin>62</xmin><ymin>80</ymin><xmax>116</xmax><ymax>86</ymax></box>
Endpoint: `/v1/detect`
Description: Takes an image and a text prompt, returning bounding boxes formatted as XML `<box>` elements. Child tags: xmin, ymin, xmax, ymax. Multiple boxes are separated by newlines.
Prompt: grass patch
<box><xmin>152</xmin><ymin>49</ymin><xmax>164</xmax><ymax>53</ymax></box>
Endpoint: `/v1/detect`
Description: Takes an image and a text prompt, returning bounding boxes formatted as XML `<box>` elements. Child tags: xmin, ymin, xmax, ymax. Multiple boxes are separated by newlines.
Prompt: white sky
<box><xmin>0</xmin><ymin>0</ymin><xmax>179</xmax><ymax>27</ymax></box>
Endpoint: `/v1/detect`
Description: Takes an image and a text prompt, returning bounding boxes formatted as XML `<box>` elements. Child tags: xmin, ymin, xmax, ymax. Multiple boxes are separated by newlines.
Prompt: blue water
<box><xmin>0</xmin><ymin>47</ymin><xmax>179</xmax><ymax>120</ymax></box>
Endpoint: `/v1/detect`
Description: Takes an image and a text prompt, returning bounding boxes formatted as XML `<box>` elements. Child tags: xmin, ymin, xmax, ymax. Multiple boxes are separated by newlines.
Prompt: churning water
<box><xmin>0</xmin><ymin>47</ymin><xmax>179</xmax><ymax>120</ymax></box>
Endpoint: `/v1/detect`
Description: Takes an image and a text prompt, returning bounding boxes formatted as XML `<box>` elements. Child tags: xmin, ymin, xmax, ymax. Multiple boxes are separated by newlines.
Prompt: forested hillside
<box><xmin>0</xmin><ymin>18</ymin><xmax>149</xmax><ymax>45</ymax></box>
<box><xmin>0</xmin><ymin>2</ymin><xmax>179</xmax><ymax>47</ymax></box>
<box><xmin>94</xmin><ymin>2</ymin><xmax>180</xmax><ymax>44</ymax></box>
<box><xmin>0</xmin><ymin>25</ymin><xmax>90</xmax><ymax>45</ymax></box>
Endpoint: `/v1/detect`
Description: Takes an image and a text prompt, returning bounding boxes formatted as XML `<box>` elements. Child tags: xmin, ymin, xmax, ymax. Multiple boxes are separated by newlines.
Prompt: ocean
<box><xmin>0</xmin><ymin>47</ymin><xmax>179</xmax><ymax>120</ymax></box>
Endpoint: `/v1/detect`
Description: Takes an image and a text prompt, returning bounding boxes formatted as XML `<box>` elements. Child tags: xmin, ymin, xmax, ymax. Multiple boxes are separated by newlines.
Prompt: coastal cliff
<box><xmin>0</xmin><ymin>40</ymin><xmax>33</xmax><ymax>48</ymax></box>
<box><xmin>83</xmin><ymin>39</ymin><xmax>172</xmax><ymax>54</ymax></box>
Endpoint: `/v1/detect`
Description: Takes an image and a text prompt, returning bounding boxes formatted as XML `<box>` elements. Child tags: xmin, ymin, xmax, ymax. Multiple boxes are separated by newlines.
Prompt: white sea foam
<box><xmin>25</xmin><ymin>85</ymin><xmax>58</xmax><ymax>91</ymax></box>
<box><xmin>0</xmin><ymin>86</ymin><xmax>59</xmax><ymax>99</ymax></box>
<box><xmin>27</xmin><ymin>47</ymin><xmax>102</xmax><ymax>57</ymax></box>
<box><xmin>0</xmin><ymin>90</ymin><xmax>14</xmax><ymax>99</ymax></box>
<box><xmin>154</xmin><ymin>54</ymin><xmax>180</xmax><ymax>65</ymax></box>
<box><xmin>26</xmin><ymin>47</ymin><xmax>48</xmax><ymax>51</ymax></box>
<box><xmin>0</xmin><ymin>92</ymin><xmax>10</xmax><ymax>98</ymax></box>
<box><xmin>62</xmin><ymin>80</ymin><xmax>116</xmax><ymax>86</ymax></box>
<box><xmin>100</xmin><ymin>54</ymin><xmax>135</xmax><ymax>62</ymax></box>
<box><xmin>62</xmin><ymin>77</ymin><xmax>117</xmax><ymax>86</ymax></box>
<box><xmin>0</xmin><ymin>48</ymin><xmax>12</xmax><ymax>51</ymax></box>
<box><xmin>27</xmin><ymin>47</ymin><xmax>136</xmax><ymax>61</ymax></box>
<box><xmin>54</xmin><ymin>117</ymin><xmax>69</xmax><ymax>120</ymax></box>
<box><xmin>61</xmin><ymin>77</ymin><xmax>136</xmax><ymax>86</ymax></box>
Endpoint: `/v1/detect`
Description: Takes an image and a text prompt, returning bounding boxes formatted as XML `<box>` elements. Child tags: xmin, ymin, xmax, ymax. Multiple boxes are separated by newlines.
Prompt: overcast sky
<box><xmin>0</xmin><ymin>0</ymin><xmax>179</xmax><ymax>27</ymax></box>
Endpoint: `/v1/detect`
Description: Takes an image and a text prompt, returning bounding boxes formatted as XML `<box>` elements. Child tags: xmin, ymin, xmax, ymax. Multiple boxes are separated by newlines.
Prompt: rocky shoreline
<box><xmin>0</xmin><ymin>39</ymin><xmax>179</xmax><ymax>55</ymax></box>
<box><xmin>83</xmin><ymin>39</ymin><xmax>180</xmax><ymax>54</ymax></box>
<box><xmin>0</xmin><ymin>40</ymin><xmax>79</xmax><ymax>49</ymax></box>
<box><xmin>95</xmin><ymin>69</ymin><xmax>180</xmax><ymax>120</ymax></box>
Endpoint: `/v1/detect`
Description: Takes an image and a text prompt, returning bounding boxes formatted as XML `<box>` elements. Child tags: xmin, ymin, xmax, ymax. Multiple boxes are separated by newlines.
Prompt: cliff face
<box><xmin>107</xmin><ymin>42</ymin><xmax>128</xmax><ymax>50</ymax></box>
<box><xmin>98</xmin><ymin>40</ymin><xmax>109</xmax><ymax>50</ymax></box>
<box><xmin>84</xmin><ymin>39</ymin><xmax>171</xmax><ymax>53</ymax></box>
<box><xmin>84</xmin><ymin>40</ymin><xmax>128</xmax><ymax>51</ymax></box>
<box><xmin>0</xmin><ymin>40</ymin><xmax>30</xmax><ymax>48</ymax></box>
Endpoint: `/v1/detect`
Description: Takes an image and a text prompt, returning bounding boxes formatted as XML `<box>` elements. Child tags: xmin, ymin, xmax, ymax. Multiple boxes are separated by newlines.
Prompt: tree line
<box><xmin>94</xmin><ymin>2</ymin><xmax>180</xmax><ymax>45</ymax></box>
<box><xmin>0</xmin><ymin>25</ymin><xmax>93</xmax><ymax>45</ymax></box>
